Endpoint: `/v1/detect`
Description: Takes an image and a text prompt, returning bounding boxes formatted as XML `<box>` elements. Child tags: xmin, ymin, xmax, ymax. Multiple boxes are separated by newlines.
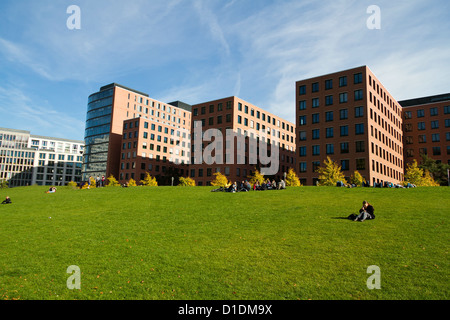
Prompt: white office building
<box><xmin>0</xmin><ymin>127</ymin><xmax>84</xmax><ymax>187</ymax></box>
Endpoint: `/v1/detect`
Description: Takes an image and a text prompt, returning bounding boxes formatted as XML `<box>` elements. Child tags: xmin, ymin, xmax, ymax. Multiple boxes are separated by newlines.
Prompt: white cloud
<box><xmin>0</xmin><ymin>85</ymin><xmax>85</xmax><ymax>140</ymax></box>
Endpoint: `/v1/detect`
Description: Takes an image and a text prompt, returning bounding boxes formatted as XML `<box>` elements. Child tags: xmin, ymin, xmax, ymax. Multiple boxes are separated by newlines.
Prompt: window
<box><xmin>299</xmin><ymin>162</ymin><xmax>307</xmax><ymax>173</ymax></box>
<box><xmin>340</xmin><ymin>142</ymin><xmax>349</xmax><ymax>153</ymax></box>
<box><xmin>299</xmin><ymin>146</ymin><xmax>307</xmax><ymax>157</ymax></box>
<box><xmin>237</xmin><ymin>115</ymin><xmax>242</xmax><ymax>124</ymax></box>
<box><xmin>340</xmin><ymin>125</ymin><xmax>349</xmax><ymax>136</ymax></box>
<box><xmin>417</xmin><ymin>109</ymin><xmax>425</xmax><ymax>118</ymax></box>
<box><xmin>354</xmin><ymin>73</ymin><xmax>363</xmax><ymax>84</ymax></box>
<box><xmin>312</xmin><ymin>113</ymin><xmax>320</xmax><ymax>124</ymax></box>
<box><xmin>444</xmin><ymin>106</ymin><xmax>450</xmax><ymax>114</ymax></box>
<box><xmin>326</xmin><ymin>144</ymin><xmax>334</xmax><ymax>155</ymax></box>
<box><xmin>433</xmin><ymin>147</ymin><xmax>441</xmax><ymax>155</ymax></box>
<box><xmin>340</xmin><ymin>109</ymin><xmax>348</xmax><ymax>120</ymax></box>
<box><xmin>299</xmin><ymin>85</ymin><xmax>306</xmax><ymax>95</ymax></box>
<box><xmin>299</xmin><ymin>100</ymin><xmax>306</xmax><ymax>110</ymax></box>
<box><xmin>430</xmin><ymin>107</ymin><xmax>438</xmax><ymax>116</ymax></box>
<box><xmin>326</xmin><ymin>127</ymin><xmax>334</xmax><ymax>138</ymax></box>
<box><xmin>404</xmin><ymin>111</ymin><xmax>412</xmax><ymax>119</ymax></box>
<box><xmin>299</xmin><ymin>116</ymin><xmax>306</xmax><ymax>126</ymax></box>
<box><xmin>312</xmin><ymin>98</ymin><xmax>319</xmax><ymax>108</ymax></box>
<box><xmin>339</xmin><ymin>76</ymin><xmax>347</xmax><ymax>87</ymax></box>
<box><xmin>418</xmin><ymin>135</ymin><xmax>426</xmax><ymax>143</ymax></box>
<box><xmin>238</xmin><ymin>103</ymin><xmax>242</xmax><ymax>111</ymax></box>
<box><xmin>355</xmin><ymin>124</ymin><xmax>364</xmax><ymax>135</ymax></box>
<box><xmin>432</xmin><ymin>133</ymin><xmax>440</xmax><ymax>142</ymax></box>
<box><xmin>355</xmin><ymin>106</ymin><xmax>364</xmax><ymax>118</ymax></box>
<box><xmin>431</xmin><ymin>120</ymin><xmax>439</xmax><ymax>129</ymax></box>
<box><xmin>312</xmin><ymin>129</ymin><xmax>320</xmax><ymax>140</ymax></box>
<box><xmin>356</xmin><ymin>159</ymin><xmax>365</xmax><ymax>170</ymax></box>
<box><xmin>446</xmin><ymin>119</ymin><xmax>450</xmax><ymax>128</ymax></box>
<box><xmin>341</xmin><ymin>159</ymin><xmax>349</xmax><ymax>171</ymax></box>
<box><xmin>325</xmin><ymin>79</ymin><xmax>333</xmax><ymax>90</ymax></box>
<box><xmin>325</xmin><ymin>111</ymin><xmax>333</xmax><ymax>122</ymax></box>
<box><xmin>209</xmin><ymin>105</ymin><xmax>214</xmax><ymax>113</ymax></box>
<box><xmin>299</xmin><ymin>131</ymin><xmax>306</xmax><ymax>141</ymax></box>
<box><xmin>354</xmin><ymin>90</ymin><xmax>363</xmax><ymax>101</ymax></box>
<box><xmin>356</xmin><ymin>141</ymin><xmax>365</xmax><ymax>152</ymax></box>
<box><xmin>312</xmin><ymin>82</ymin><xmax>319</xmax><ymax>92</ymax></box>
<box><xmin>339</xmin><ymin>93</ymin><xmax>348</xmax><ymax>103</ymax></box>
<box><xmin>312</xmin><ymin>161</ymin><xmax>321</xmax><ymax>172</ymax></box>
<box><xmin>418</xmin><ymin>122</ymin><xmax>425</xmax><ymax>130</ymax></box>
<box><xmin>325</xmin><ymin>95</ymin><xmax>333</xmax><ymax>106</ymax></box>
<box><xmin>312</xmin><ymin>145</ymin><xmax>320</xmax><ymax>156</ymax></box>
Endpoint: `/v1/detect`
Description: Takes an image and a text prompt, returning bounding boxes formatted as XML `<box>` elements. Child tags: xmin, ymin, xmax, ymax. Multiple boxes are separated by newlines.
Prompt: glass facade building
<box><xmin>82</xmin><ymin>87</ymin><xmax>114</xmax><ymax>180</ymax></box>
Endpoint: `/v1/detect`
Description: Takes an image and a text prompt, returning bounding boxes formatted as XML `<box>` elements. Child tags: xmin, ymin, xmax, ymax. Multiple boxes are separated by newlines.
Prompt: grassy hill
<box><xmin>0</xmin><ymin>185</ymin><xmax>448</xmax><ymax>300</ymax></box>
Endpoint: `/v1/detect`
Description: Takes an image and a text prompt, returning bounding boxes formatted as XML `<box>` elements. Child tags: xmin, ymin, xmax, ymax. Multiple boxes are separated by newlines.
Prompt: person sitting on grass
<box><xmin>353</xmin><ymin>201</ymin><xmax>375</xmax><ymax>222</ymax></box>
<box><xmin>1</xmin><ymin>196</ymin><xmax>12</xmax><ymax>204</ymax></box>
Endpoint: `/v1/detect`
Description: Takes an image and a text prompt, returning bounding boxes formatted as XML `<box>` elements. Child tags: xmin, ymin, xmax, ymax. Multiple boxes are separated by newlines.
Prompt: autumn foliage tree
<box><xmin>210</xmin><ymin>172</ymin><xmax>229</xmax><ymax>187</ymax></box>
<box><xmin>350</xmin><ymin>171</ymin><xmax>364</xmax><ymax>186</ymax></box>
<box><xmin>127</xmin><ymin>178</ymin><xmax>137</xmax><ymax>187</ymax></box>
<box><xmin>178</xmin><ymin>177</ymin><xmax>196</xmax><ymax>187</ymax></box>
<box><xmin>285</xmin><ymin>168</ymin><xmax>301</xmax><ymax>186</ymax></box>
<box><xmin>405</xmin><ymin>160</ymin><xmax>439</xmax><ymax>186</ymax></box>
<box><xmin>140</xmin><ymin>173</ymin><xmax>158</xmax><ymax>186</ymax></box>
<box><xmin>247</xmin><ymin>169</ymin><xmax>265</xmax><ymax>186</ymax></box>
<box><xmin>106</xmin><ymin>175</ymin><xmax>120</xmax><ymax>187</ymax></box>
<box><xmin>316</xmin><ymin>157</ymin><xmax>346</xmax><ymax>186</ymax></box>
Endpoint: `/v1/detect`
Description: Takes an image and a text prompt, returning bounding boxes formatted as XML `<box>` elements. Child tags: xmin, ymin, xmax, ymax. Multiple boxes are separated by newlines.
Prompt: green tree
<box><xmin>419</xmin><ymin>154</ymin><xmax>450</xmax><ymax>186</ymax></box>
<box><xmin>316</xmin><ymin>157</ymin><xmax>346</xmax><ymax>186</ymax></box>
<box><xmin>0</xmin><ymin>179</ymin><xmax>9</xmax><ymax>189</ymax></box>
<box><xmin>178</xmin><ymin>177</ymin><xmax>196</xmax><ymax>187</ymax></box>
<box><xmin>140</xmin><ymin>173</ymin><xmax>158</xmax><ymax>186</ymax></box>
<box><xmin>106</xmin><ymin>175</ymin><xmax>120</xmax><ymax>187</ymax></box>
<box><xmin>285</xmin><ymin>168</ymin><xmax>301</xmax><ymax>186</ymax></box>
<box><xmin>211</xmin><ymin>172</ymin><xmax>229</xmax><ymax>187</ymax></box>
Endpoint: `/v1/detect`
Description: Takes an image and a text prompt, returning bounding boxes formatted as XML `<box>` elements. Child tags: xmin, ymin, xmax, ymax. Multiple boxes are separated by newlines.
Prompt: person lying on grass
<box><xmin>1</xmin><ymin>196</ymin><xmax>12</xmax><ymax>204</ymax></box>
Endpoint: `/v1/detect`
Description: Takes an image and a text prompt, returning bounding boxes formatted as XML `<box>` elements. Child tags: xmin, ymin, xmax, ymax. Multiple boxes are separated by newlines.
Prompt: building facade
<box><xmin>0</xmin><ymin>127</ymin><xmax>84</xmax><ymax>187</ymax></box>
<box><xmin>189</xmin><ymin>96</ymin><xmax>296</xmax><ymax>186</ymax></box>
<box><xmin>83</xmin><ymin>83</ymin><xmax>192</xmax><ymax>182</ymax></box>
<box><xmin>295</xmin><ymin>66</ymin><xmax>404</xmax><ymax>186</ymax></box>
<box><xmin>400</xmin><ymin>93</ymin><xmax>450</xmax><ymax>165</ymax></box>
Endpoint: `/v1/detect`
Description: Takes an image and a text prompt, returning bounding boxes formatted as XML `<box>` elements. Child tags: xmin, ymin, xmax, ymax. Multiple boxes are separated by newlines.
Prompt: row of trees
<box><xmin>72</xmin><ymin>153</ymin><xmax>449</xmax><ymax>189</ymax></box>
<box><xmin>210</xmin><ymin>167</ymin><xmax>302</xmax><ymax>188</ymax></box>
<box><xmin>317</xmin><ymin>156</ymin><xmax>446</xmax><ymax>187</ymax></box>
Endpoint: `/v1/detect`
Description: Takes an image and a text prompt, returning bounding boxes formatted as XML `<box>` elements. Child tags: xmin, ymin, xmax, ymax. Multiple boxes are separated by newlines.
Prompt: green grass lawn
<box><xmin>0</xmin><ymin>185</ymin><xmax>448</xmax><ymax>300</ymax></box>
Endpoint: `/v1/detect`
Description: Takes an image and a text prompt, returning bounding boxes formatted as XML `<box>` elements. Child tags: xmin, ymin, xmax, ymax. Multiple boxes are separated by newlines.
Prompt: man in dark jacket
<box><xmin>1</xmin><ymin>196</ymin><xmax>12</xmax><ymax>204</ymax></box>
<box><xmin>354</xmin><ymin>201</ymin><xmax>375</xmax><ymax>221</ymax></box>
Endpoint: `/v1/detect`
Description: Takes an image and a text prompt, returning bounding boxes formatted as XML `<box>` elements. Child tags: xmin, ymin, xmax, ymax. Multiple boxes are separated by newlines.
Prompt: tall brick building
<box><xmin>295</xmin><ymin>66</ymin><xmax>404</xmax><ymax>186</ymax></box>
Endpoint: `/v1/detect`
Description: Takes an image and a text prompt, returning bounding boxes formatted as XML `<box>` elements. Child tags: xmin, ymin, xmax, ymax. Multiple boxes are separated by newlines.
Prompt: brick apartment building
<box><xmin>295</xmin><ymin>66</ymin><xmax>404</xmax><ymax>186</ymax></box>
<box><xmin>189</xmin><ymin>96</ymin><xmax>296</xmax><ymax>186</ymax></box>
<box><xmin>399</xmin><ymin>93</ymin><xmax>450</xmax><ymax>165</ymax></box>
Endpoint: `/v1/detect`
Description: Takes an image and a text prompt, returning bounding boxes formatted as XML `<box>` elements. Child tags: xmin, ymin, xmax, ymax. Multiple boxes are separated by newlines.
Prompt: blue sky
<box><xmin>0</xmin><ymin>0</ymin><xmax>449</xmax><ymax>141</ymax></box>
